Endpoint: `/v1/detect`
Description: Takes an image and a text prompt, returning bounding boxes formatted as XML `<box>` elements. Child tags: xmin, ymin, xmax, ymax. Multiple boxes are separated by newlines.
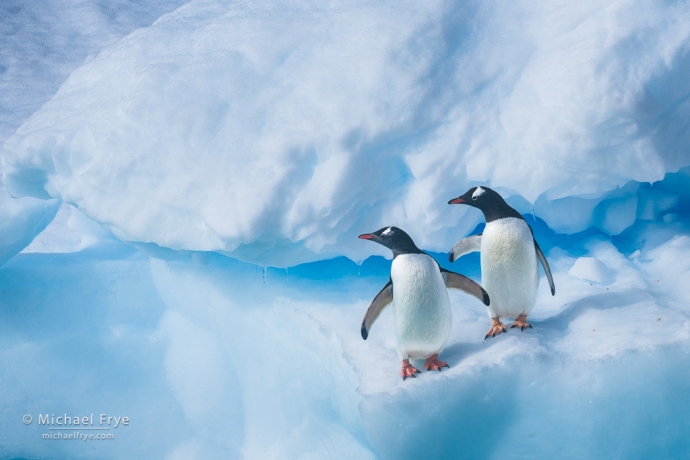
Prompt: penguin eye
<box><xmin>472</xmin><ymin>186</ymin><xmax>485</xmax><ymax>200</ymax></box>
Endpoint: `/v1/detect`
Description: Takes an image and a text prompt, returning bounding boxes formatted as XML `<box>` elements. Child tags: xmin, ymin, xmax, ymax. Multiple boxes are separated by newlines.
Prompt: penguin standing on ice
<box><xmin>359</xmin><ymin>226</ymin><xmax>490</xmax><ymax>380</ymax></box>
<box><xmin>447</xmin><ymin>186</ymin><xmax>555</xmax><ymax>339</ymax></box>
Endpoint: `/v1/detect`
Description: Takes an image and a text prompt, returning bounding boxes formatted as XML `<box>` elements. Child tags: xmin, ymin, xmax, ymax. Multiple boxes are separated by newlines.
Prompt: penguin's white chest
<box><xmin>481</xmin><ymin>218</ymin><xmax>539</xmax><ymax>318</ymax></box>
<box><xmin>390</xmin><ymin>254</ymin><xmax>452</xmax><ymax>360</ymax></box>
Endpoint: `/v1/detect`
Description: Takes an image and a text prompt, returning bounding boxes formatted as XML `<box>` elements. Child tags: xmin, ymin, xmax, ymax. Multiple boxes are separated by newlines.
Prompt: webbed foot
<box><xmin>510</xmin><ymin>314</ymin><xmax>532</xmax><ymax>331</ymax></box>
<box><xmin>424</xmin><ymin>354</ymin><xmax>449</xmax><ymax>372</ymax></box>
<box><xmin>401</xmin><ymin>359</ymin><xmax>421</xmax><ymax>380</ymax></box>
<box><xmin>485</xmin><ymin>317</ymin><xmax>507</xmax><ymax>339</ymax></box>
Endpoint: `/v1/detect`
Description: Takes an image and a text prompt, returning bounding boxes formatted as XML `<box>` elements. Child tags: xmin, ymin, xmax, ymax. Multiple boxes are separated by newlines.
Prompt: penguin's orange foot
<box><xmin>485</xmin><ymin>317</ymin><xmax>507</xmax><ymax>339</ymax></box>
<box><xmin>510</xmin><ymin>314</ymin><xmax>532</xmax><ymax>331</ymax></box>
<box><xmin>401</xmin><ymin>359</ymin><xmax>421</xmax><ymax>380</ymax></box>
<box><xmin>424</xmin><ymin>354</ymin><xmax>449</xmax><ymax>372</ymax></box>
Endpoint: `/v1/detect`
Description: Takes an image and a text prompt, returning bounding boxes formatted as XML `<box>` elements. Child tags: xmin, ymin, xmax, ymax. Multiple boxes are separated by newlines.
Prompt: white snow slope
<box><xmin>3</xmin><ymin>0</ymin><xmax>690</xmax><ymax>266</ymax></box>
<box><xmin>1</xmin><ymin>1</ymin><xmax>690</xmax><ymax>459</ymax></box>
<box><xmin>0</xmin><ymin>0</ymin><xmax>187</xmax><ymax>266</ymax></box>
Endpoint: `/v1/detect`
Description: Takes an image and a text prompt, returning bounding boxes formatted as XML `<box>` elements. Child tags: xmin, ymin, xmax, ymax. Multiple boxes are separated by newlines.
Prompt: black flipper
<box><xmin>449</xmin><ymin>234</ymin><xmax>482</xmax><ymax>263</ymax></box>
<box><xmin>361</xmin><ymin>279</ymin><xmax>393</xmax><ymax>340</ymax></box>
<box><xmin>440</xmin><ymin>268</ymin><xmax>490</xmax><ymax>306</ymax></box>
<box><xmin>534</xmin><ymin>239</ymin><xmax>555</xmax><ymax>296</ymax></box>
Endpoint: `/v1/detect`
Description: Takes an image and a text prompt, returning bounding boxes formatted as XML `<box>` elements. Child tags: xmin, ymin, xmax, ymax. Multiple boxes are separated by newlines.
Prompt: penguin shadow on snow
<box><xmin>427</xmin><ymin>288</ymin><xmax>648</xmax><ymax>370</ymax></box>
<box><xmin>362</xmin><ymin>352</ymin><xmax>523</xmax><ymax>460</ymax></box>
<box><xmin>532</xmin><ymin>289</ymin><xmax>652</xmax><ymax>333</ymax></box>
<box><xmin>438</xmin><ymin>339</ymin><xmax>498</xmax><ymax>367</ymax></box>
<box><xmin>440</xmin><ymin>289</ymin><xmax>649</xmax><ymax>363</ymax></box>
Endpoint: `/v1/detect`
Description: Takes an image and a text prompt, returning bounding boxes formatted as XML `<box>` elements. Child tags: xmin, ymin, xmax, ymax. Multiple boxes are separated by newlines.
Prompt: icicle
<box><xmin>262</xmin><ymin>267</ymin><xmax>267</xmax><ymax>284</ymax></box>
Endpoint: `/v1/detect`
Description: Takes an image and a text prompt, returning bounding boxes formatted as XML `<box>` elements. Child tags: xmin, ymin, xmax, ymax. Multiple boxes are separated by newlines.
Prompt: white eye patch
<box><xmin>472</xmin><ymin>187</ymin><xmax>486</xmax><ymax>199</ymax></box>
<box><xmin>382</xmin><ymin>227</ymin><xmax>393</xmax><ymax>236</ymax></box>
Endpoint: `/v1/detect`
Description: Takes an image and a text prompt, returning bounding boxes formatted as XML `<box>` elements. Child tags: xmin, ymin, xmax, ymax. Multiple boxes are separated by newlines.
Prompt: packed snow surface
<box><xmin>0</xmin><ymin>0</ymin><xmax>187</xmax><ymax>265</ymax></box>
<box><xmin>3</xmin><ymin>227</ymin><xmax>690</xmax><ymax>459</ymax></box>
<box><xmin>1</xmin><ymin>0</ymin><xmax>690</xmax><ymax>459</ymax></box>
<box><xmin>0</xmin><ymin>0</ymin><xmax>188</xmax><ymax>142</ymax></box>
<box><xmin>568</xmin><ymin>257</ymin><xmax>613</xmax><ymax>284</ymax></box>
<box><xmin>3</xmin><ymin>0</ymin><xmax>690</xmax><ymax>266</ymax></box>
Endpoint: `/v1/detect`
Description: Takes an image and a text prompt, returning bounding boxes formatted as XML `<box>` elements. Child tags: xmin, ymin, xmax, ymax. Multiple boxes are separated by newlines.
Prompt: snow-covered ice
<box><xmin>1</xmin><ymin>0</ymin><xmax>690</xmax><ymax>458</ymax></box>
<box><xmin>0</xmin><ymin>186</ymin><xmax>59</xmax><ymax>266</ymax></box>
<box><xmin>3</xmin><ymin>226</ymin><xmax>690</xmax><ymax>459</ymax></box>
<box><xmin>568</xmin><ymin>257</ymin><xmax>613</xmax><ymax>284</ymax></box>
<box><xmin>4</xmin><ymin>0</ymin><xmax>690</xmax><ymax>266</ymax></box>
<box><xmin>0</xmin><ymin>0</ymin><xmax>188</xmax><ymax>142</ymax></box>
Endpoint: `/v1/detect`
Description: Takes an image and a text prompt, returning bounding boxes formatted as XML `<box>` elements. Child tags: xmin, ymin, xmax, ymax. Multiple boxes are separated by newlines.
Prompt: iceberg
<box><xmin>0</xmin><ymin>187</ymin><xmax>59</xmax><ymax>266</ymax></box>
<box><xmin>3</xmin><ymin>0</ymin><xmax>690</xmax><ymax>266</ymax></box>
<box><xmin>1</xmin><ymin>0</ymin><xmax>690</xmax><ymax>459</ymax></box>
<box><xmin>0</xmin><ymin>0</ymin><xmax>188</xmax><ymax>142</ymax></box>
<box><xmin>0</xmin><ymin>0</ymin><xmax>189</xmax><ymax>270</ymax></box>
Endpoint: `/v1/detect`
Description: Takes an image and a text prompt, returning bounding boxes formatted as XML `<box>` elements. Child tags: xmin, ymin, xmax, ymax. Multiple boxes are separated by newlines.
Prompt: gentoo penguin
<box><xmin>447</xmin><ymin>186</ymin><xmax>555</xmax><ymax>339</ymax></box>
<box><xmin>359</xmin><ymin>226</ymin><xmax>490</xmax><ymax>380</ymax></box>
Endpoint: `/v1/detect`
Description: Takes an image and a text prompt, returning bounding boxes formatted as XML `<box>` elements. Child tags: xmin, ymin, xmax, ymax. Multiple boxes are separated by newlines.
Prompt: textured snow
<box><xmin>3</xmin><ymin>0</ymin><xmax>690</xmax><ymax>266</ymax></box>
<box><xmin>1</xmin><ymin>1</ymin><xmax>690</xmax><ymax>459</ymax></box>
<box><xmin>0</xmin><ymin>0</ymin><xmax>188</xmax><ymax>143</ymax></box>
<box><xmin>0</xmin><ymin>186</ymin><xmax>59</xmax><ymax>266</ymax></box>
<box><xmin>21</xmin><ymin>202</ymin><xmax>115</xmax><ymax>253</ymax></box>
<box><xmin>568</xmin><ymin>257</ymin><xmax>613</xmax><ymax>284</ymax></box>
<box><xmin>3</xmin><ymin>230</ymin><xmax>690</xmax><ymax>458</ymax></box>
<box><xmin>0</xmin><ymin>0</ymin><xmax>187</xmax><ymax>267</ymax></box>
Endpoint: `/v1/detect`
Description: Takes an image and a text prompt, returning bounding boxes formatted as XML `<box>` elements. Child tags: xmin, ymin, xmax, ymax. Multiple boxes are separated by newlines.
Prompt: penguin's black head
<box><xmin>448</xmin><ymin>186</ymin><xmax>499</xmax><ymax>207</ymax></box>
<box><xmin>448</xmin><ymin>186</ymin><xmax>522</xmax><ymax>222</ymax></box>
<box><xmin>358</xmin><ymin>226</ymin><xmax>424</xmax><ymax>258</ymax></box>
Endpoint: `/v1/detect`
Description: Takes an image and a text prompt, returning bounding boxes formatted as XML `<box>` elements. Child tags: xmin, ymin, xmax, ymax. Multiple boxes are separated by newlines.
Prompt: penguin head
<box><xmin>448</xmin><ymin>186</ymin><xmax>522</xmax><ymax>222</ymax></box>
<box><xmin>358</xmin><ymin>226</ymin><xmax>424</xmax><ymax>257</ymax></box>
<box><xmin>447</xmin><ymin>186</ymin><xmax>499</xmax><ymax>209</ymax></box>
